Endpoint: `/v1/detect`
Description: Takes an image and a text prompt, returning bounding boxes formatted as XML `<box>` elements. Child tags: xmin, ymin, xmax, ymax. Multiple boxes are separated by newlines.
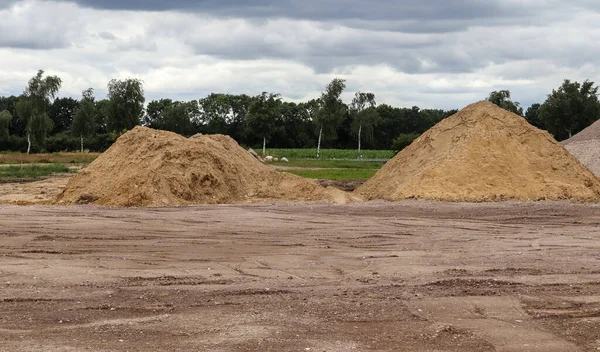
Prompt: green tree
<box><xmin>199</xmin><ymin>93</ymin><xmax>232</xmax><ymax>134</ymax></box>
<box><xmin>144</xmin><ymin>98</ymin><xmax>173</xmax><ymax>128</ymax></box>
<box><xmin>0</xmin><ymin>110</ymin><xmax>11</xmax><ymax>141</ymax></box>
<box><xmin>349</xmin><ymin>92</ymin><xmax>378</xmax><ymax>158</ymax></box>
<box><xmin>246</xmin><ymin>92</ymin><xmax>282</xmax><ymax>155</ymax></box>
<box><xmin>15</xmin><ymin>70</ymin><xmax>62</xmax><ymax>154</ymax></box>
<box><xmin>524</xmin><ymin>103</ymin><xmax>544</xmax><ymax>129</ymax></box>
<box><xmin>107</xmin><ymin>78</ymin><xmax>145</xmax><ymax>133</ymax></box>
<box><xmin>72</xmin><ymin>88</ymin><xmax>97</xmax><ymax>152</ymax></box>
<box><xmin>486</xmin><ymin>90</ymin><xmax>523</xmax><ymax>116</ymax></box>
<box><xmin>316</xmin><ymin>78</ymin><xmax>347</xmax><ymax>158</ymax></box>
<box><xmin>539</xmin><ymin>80</ymin><xmax>600</xmax><ymax>140</ymax></box>
<box><xmin>49</xmin><ymin>97</ymin><xmax>79</xmax><ymax>134</ymax></box>
<box><xmin>94</xmin><ymin>99</ymin><xmax>110</xmax><ymax>134</ymax></box>
<box><xmin>156</xmin><ymin>101</ymin><xmax>199</xmax><ymax>136</ymax></box>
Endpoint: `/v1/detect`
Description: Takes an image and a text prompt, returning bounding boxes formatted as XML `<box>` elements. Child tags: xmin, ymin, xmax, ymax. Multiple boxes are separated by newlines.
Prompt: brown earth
<box><xmin>564</xmin><ymin>119</ymin><xmax>600</xmax><ymax>176</ymax></box>
<box><xmin>0</xmin><ymin>175</ymin><xmax>70</xmax><ymax>204</ymax></box>
<box><xmin>55</xmin><ymin>127</ymin><xmax>348</xmax><ymax>206</ymax></box>
<box><xmin>1</xmin><ymin>201</ymin><xmax>600</xmax><ymax>351</ymax></box>
<box><xmin>357</xmin><ymin>101</ymin><xmax>600</xmax><ymax>202</ymax></box>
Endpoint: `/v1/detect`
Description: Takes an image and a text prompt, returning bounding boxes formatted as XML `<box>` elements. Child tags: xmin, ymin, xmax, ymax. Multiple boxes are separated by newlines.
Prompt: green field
<box><xmin>0</xmin><ymin>164</ymin><xmax>73</xmax><ymax>179</ymax></box>
<box><xmin>263</xmin><ymin>148</ymin><xmax>394</xmax><ymax>160</ymax></box>
<box><xmin>281</xmin><ymin>169</ymin><xmax>378</xmax><ymax>181</ymax></box>
<box><xmin>271</xmin><ymin>159</ymin><xmax>385</xmax><ymax>169</ymax></box>
<box><xmin>0</xmin><ymin>152</ymin><xmax>99</xmax><ymax>164</ymax></box>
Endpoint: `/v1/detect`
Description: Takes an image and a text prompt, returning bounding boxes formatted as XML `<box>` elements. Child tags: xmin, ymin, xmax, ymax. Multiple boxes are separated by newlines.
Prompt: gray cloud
<box><xmin>1</xmin><ymin>0</ymin><xmax>600</xmax><ymax>111</ymax></box>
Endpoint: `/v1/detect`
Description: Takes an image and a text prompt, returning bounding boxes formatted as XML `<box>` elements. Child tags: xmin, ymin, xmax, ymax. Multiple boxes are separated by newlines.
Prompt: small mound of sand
<box><xmin>356</xmin><ymin>101</ymin><xmax>600</xmax><ymax>202</ymax></box>
<box><xmin>56</xmin><ymin>127</ymin><xmax>346</xmax><ymax>207</ymax></box>
<box><xmin>563</xmin><ymin>119</ymin><xmax>600</xmax><ymax>176</ymax></box>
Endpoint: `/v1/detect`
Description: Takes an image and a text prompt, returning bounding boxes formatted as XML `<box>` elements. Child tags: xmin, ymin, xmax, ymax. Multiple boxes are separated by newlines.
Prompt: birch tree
<box><xmin>315</xmin><ymin>78</ymin><xmax>346</xmax><ymax>158</ymax></box>
<box><xmin>350</xmin><ymin>92</ymin><xmax>377</xmax><ymax>159</ymax></box>
<box><xmin>15</xmin><ymin>70</ymin><xmax>62</xmax><ymax>154</ymax></box>
<box><xmin>72</xmin><ymin>88</ymin><xmax>96</xmax><ymax>152</ymax></box>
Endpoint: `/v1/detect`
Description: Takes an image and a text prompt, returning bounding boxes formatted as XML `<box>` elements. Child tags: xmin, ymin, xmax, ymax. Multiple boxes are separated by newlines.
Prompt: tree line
<box><xmin>1</xmin><ymin>70</ymin><xmax>599</xmax><ymax>155</ymax></box>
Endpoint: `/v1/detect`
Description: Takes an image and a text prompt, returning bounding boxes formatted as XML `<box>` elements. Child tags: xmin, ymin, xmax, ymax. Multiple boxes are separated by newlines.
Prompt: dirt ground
<box><xmin>0</xmin><ymin>175</ymin><xmax>70</xmax><ymax>204</ymax></box>
<box><xmin>1</xmin><ymin>200</ymin><xmax>600</xmax><ymax>351</ymax></box>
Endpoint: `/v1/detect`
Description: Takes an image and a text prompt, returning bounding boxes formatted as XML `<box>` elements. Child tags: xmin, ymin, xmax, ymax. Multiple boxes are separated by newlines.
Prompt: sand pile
<box><xmin>563</xmin><ymin>119</ymin><xmax>600</xmax><ymax>176</ymax></box>
<box><xmin>356</xmin><ymin>101</ymin><xmax>600</xmax><ymax>202</ymax></box>
<box><xmin>56</xmin><ymin>126</ymin><xmax>346</xmax><ymax>206</ymax></box>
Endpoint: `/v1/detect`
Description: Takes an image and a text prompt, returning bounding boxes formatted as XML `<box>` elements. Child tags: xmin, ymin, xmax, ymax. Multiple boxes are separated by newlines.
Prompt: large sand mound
<box><xmin>56</xmin><ymin>126</ymin><xmax>346</xmax><ymax>206</ymax></box>
<box><xmin>356</xmin><ymin>101</ymin><xmax>600</xmax><ymax>202</ymax></box>
<box><xmin>563</xmin><ymin>119</ymin><xmax>600</xmax><ymax>176</ymax></box>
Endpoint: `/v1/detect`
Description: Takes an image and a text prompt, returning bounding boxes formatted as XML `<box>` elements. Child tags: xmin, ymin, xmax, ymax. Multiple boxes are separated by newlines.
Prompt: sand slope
<box><xmin>357</xmin><ymin>101</ymin><xmax>600</xmax><ymax>201</ymax></box>
<box><xmin>56</xmin><ymin>126</ymin><xmax>347</xmax><ymax>206</ymax></box>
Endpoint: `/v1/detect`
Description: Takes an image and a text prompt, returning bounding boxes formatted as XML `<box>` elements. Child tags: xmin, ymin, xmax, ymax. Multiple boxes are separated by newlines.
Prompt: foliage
<box><xmin>525</xmin><ymin>103</ymin><xmax>543</xmax><ymax>129</ymax></box>
<box><xmin>0</xmin><ymin>110</ymin><xmax>12</xmax><ymax>140</ymax></box>
<box><xmin>350</xmin><ymin>92</ymin><xmax>379</xmax><ymax>149</ymax></box>
<box><xmin>145</xmin><ymin>99</ymin><xmax>199</xmax><ymax>136</ymax></box>
<box><xmin>392</xmin><ymin>133</ymin><xmax>420</xmax><ymax>152</ymax></box>
<box><xmin>16</xmin><ymin>70</ymin><xmax>62</xmax><ymax>150</ymax></box>
<box><xmin>538</xmin><ymin>79</ymin><xmax>600</xmax><ymax>140</ymax></box>
<box><xmin>49</xmin><ymin>97</ymin><xmax>79</xmax><ymax>134</ymax></box>
<box><xmin>486</xmin><ymin>90</ymin><xmax>523</xmax><ymax>116</ymax></box>
<box><xmin>316</xmin><ymin>78</ymin><xmax>347</xmax><ymax>140</ymax></box>
<box><xmin>107</xmin><ymin>78</ymin><xmax>145</xmax><ymax>133</ymax></box>
<box><xmin>281</xmin><ymin>169</ymin><xmax>378</xmax><ymax>181</ymax></box>
<box><xmin>72</xmin><ymin>88</ymin><xmax>97</xmax><ymax>138</ymax></box>
<box><xmin>246</xmin><ymin>92</ymin><xmax>282</xmax><ymax>150</ymax></box>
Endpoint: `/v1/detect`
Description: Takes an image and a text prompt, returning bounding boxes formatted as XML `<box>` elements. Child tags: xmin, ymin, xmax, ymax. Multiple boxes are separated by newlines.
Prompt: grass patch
<box><xmin>281</xmin><ymin>169</ymin><xmax>378</xmax><ymax>181</ymax></box>
<box><xmin>264</xmin><ymin>148</ymin><xmax>394</xmax><ymax>160</ymax></box>
<box><xmin>0</xmin><ymin>164</ymin><xmax>73</xmax><ymax>179</ymax></box>
<box><xmin>0</xmin><ymin>152</ymin><xmax>100</xmax><ymax>164</ymax></box>
<box><xmin>272</xmin><ymin>159</ymin><xmax>385</xmax><ymax>169</ymax></box>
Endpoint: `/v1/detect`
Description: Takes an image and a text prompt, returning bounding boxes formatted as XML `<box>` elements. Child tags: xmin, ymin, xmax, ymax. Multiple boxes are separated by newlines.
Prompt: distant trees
<box><xmin>316</xmin><ymin>78</ymin><xmax>347</xmax><ymax>158</ymax></box>
<box><xmin>246</xmin><ymin>92</ymin><xmax>282</xmax><ymax>156</ymax></box>
<box><xmin>107</xmin><ymin>78</ymin><xmax>145</xmax><ymax>133</ymax></box>
<box><xmin>49</xmin><ymin>97</ymin><xmax>79</xmax><ymax>134</ymax></box>
<box><xmin>538</xmin><ymin>80</ymin><xmax>600</xmax><ymax>140</ymax></box>
<box><xmin>71</xmin><ymin>88</ymin><xmax>96</xmax><ymax>152</ymax></box>
<box><xmin>525</xmin><ymin>103</ymin><xmax>543</xmax><ymax>129</ymax></box>
<box><xmin>350</xmin><ymin>92</ymin><xmax>378</xmax><ymax>158</ymax></box>
<box><xmin>8</xmin><ymin>70</ymin><xmax>600</xmax><ymax>153</ymax></box>
<box><xmin>16</xmin><ymin>70</ymin><xmax>62</xmax><ymax>153</ymax></box>
<box><xmin>155</xmin><ymin>101</ymin><xmax>199</xmax><ymax>136</ymax></box>
<box><xmin>486</xmin><ymin>90</ymin><xmax>523</xmax><ymax>116</ymax></box>
<box><xmin>0</xmin><ymin>110</ymin><xmax>11</xmax><ymax>140</ymax></box>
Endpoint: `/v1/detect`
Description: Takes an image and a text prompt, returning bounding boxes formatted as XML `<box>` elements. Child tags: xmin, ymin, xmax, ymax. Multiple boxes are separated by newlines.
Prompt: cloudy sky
<box><xmin>0</xmin><ymin>0</ymin><xmax>598</xmax><ymax>110</ymax></box>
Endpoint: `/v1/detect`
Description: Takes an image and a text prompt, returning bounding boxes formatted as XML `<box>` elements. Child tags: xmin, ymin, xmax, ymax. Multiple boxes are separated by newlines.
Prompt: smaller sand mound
<box><xmin>356</xmin><ymin>101</ymin><xmax>600</xmax><ymax>202</ymax></box>
<box><xmin>563</xmin><ymin>119</ymin><xmax>600</xmax><ymax>176</ymax></box>
<box><xmin>56</xmin><ymin>127</ymin><xmax>346</xmax><ymax>207</ymax></box>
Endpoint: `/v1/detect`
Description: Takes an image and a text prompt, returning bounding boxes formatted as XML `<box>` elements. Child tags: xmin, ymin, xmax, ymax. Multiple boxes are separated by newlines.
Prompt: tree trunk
<box><xmin>27</xmin><ymin>134</ymin><xmax>31</xmax><ymax>155</ymax></box>
<box><xmin>317</xmin><ymin>126</ymin><xmax>323</xmax><ymax>159</ymax></box>
<box><xmin>358</xmin><ymin>124</ymin><xmax>362</xmax><ymax>159</ymax></box>
<box><xmin>80</xmin><ymin>134</ymin><xmax>84</xmax><ymax>153</ymax></box>
<box><xmin>262</xmin><ymin>136</ymin><xmax>266</xmax><ymax>156</ymax></box>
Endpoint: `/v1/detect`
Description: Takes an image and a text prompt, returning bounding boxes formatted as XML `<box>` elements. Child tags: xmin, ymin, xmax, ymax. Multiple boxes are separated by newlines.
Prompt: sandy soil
<box><xmin>0</xmin><ymin>175</ymin><xmax>70</xmax><ymax>204</ymax></box>
<box><xmin>1</xmin><ymin>201</ymin><xmax>600</xmax><ymax>351</ymax></box>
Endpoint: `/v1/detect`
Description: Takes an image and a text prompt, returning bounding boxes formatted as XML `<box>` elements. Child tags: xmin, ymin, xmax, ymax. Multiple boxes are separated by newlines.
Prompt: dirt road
<box><xmin>1</xmin><ymin>201</ymin><xmax>600</xmax><ymax>351</ymax></box>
